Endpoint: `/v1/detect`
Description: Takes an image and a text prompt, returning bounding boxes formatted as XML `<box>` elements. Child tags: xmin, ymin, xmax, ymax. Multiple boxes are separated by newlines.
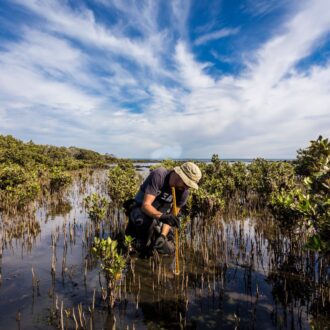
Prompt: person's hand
<box><xmin>159</xmin><ymin>214</ymin><xmax>180</xmax><ymax>228</ymax></box>
<box><xmin>154</xmin><ymin>234</ymin><xmax>166</xmax><ymax>250</ymax></box>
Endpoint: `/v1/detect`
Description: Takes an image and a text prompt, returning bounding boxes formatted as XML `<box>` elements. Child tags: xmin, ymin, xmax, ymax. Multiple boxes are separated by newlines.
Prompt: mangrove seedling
<box><xmin>84</xmin><ymin>193</ymin><xmax>109</xmax><ymax>223</ymax></box>
<box><xmin>124</xmin><ymin>235</ymin><xmax>134</xmax><ymax>253</ymax></box>
<box><xmin>92</xmin><ymin>237</ymin><xmax>126</xmax><ymax>310</ymax></box>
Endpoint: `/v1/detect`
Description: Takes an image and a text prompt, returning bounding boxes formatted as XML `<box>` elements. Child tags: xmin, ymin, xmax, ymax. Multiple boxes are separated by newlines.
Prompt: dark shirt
<box><xmin>135</xmin><ymin>167</ymin><xmax>189</xmax><ymax>213</ymax></box>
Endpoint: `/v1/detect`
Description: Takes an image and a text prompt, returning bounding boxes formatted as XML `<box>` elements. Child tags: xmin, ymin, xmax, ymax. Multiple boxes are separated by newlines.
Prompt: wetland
<box><xmin>0</xmin><ymin>135</ymin><xmax>329</xmax><ymax>329</ymax></box>
<box><xmin>0</xmin><ymin>168</ymin><xmax>328</xmax><ymax>329</ymax></box>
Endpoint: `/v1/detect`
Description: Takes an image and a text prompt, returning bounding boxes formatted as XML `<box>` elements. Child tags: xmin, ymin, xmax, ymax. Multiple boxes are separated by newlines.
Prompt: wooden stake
<box><xmin>171</xmin><ymin>187</ymin><xmax>180</xmax><ymax>276</ymax></box>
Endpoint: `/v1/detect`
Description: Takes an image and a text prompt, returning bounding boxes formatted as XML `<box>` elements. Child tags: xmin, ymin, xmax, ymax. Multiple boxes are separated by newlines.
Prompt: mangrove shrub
<box><xmin>107</xmin><ymin>160</ymin><xmax>140</xmax><ymax>206</ymax></box>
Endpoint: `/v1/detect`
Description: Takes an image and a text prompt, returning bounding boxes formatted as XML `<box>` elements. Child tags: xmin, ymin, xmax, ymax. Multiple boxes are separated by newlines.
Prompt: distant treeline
<box><xmin>0</xmin><ymin>134</ymin><xmax>116</xmax><ymax>170</ymax></box>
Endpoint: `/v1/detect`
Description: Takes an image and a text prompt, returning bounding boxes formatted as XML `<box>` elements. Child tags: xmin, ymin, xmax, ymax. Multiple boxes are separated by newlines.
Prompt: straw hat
<box><xmin>173</xmin><ymin>162</ymin><xmax>202</xmax><ymax>189</ymax></box>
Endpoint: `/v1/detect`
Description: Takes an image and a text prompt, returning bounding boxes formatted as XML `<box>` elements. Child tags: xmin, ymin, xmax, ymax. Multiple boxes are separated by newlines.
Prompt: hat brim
<box><xmin>173</xmin><ymin>166</ymin><xmax>199</xmax><ymax>190</ymax></box>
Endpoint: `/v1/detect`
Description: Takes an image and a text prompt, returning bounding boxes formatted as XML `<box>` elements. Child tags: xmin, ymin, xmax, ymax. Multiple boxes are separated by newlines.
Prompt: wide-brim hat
<box><xmin>173</xmin><ymin>162</ymin><xmax>202</xmax><ymax>190</ymax></box>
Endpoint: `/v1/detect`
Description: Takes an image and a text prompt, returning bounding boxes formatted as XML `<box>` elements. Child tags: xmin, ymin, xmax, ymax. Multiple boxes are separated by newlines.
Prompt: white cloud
<box><xmin>12</xmin><ymin>0</ymin><xmax>162</xmax><ymax>69</ymax></box>
<box><xmin>194</xmin><ymin>28</ymin><xmax>240</xmax><ymax>46</ymax></box>
<box><xmin>1</xmin><ymin>0</ymin><xmax>330</xmax><ymax>158</ymax></box>
<box><xmin>0</xmin><ymin>30</ymin><xmax>103</xmax><ymax>115</ymax></box>
<box><xmin>171</xmin><ymin>0</ymin><xmax>191</xmax><ymax>38</ymax></box>
<box><xmin>175</xmin><ymin>42</ymin><xmax>214</xmax><ymax>89</ymax></box>
<box><xmin>0</xmin><ymin>66</ymin><xmax>101</xmax><ymax>115</ymax></box>
<box><xmin>241</xmin><ymin>0</ymin><xmax>330</xmax><ymax>109</ymax></box>
<box><xmin>241</xmin><ymin>0</ymin><xmax>290</xmax><ymax>17</ymax></box>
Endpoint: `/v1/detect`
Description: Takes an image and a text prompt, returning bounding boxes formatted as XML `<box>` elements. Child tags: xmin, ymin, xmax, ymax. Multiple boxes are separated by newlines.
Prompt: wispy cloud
<box><xmin>11</xmin><ymin>0</ymin><xmax>162</xmax><ymax>69</ymax></box>
<box><xmin>194</xmin><ymin>28</ymin><xmax>240</xmax><ymax>45</ymax></box>
<box><xmin>171</xmin><ymin>0</ymin><xmax>191</xmax><ymax>38</ymax></box>
<box><xmin>0</xmin><ymin>29</ymin><xmax>102</xmax><ymax>115</ymax></box>
<box><xmin>241</xmin><ymin>0</ymin><xmax>290</xmax><ymax>17</ymax></box>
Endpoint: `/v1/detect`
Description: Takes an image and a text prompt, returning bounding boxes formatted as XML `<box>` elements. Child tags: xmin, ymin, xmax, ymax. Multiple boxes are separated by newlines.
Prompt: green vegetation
<box><xmin>0</xmin><ymin>134</ymin><xmax>328</xmax><ymax>327</ymax></box>
<box><xmin>149</xmin><ymin>157</ymin><xmax>296</xmax><ymax>220</ymax></box>
<box><xmin>1</xmin><ymin>133</ymin><xmax>328</xmax><ymax>253</ymax></box>
<box><xmin>107</xmin><ymin>160</ymin><xmax>141</xmax><ymax>207</ymax></box>
<box><xmin>149</xmin><ymin>137</ymin><xmax>329</xmax><ymax>253</ymax></box>
<box><xmin>0</xmin><ymin>163</ymin><xmax>40</xmax><ymax>211</ymax></box>
<box><xmin>0</xmin><ymin>134</ymin><xmax>116</xmax><ymax>212</ymax></box>
<box><xmin>49</xmin><ymin>167</ymin><xmax>73</xmax><ymax>194</ymax></box>
<box><xmin>84</xmin><ymin>193</ymin><xmax>109</xmax><ymax>223</ymax></box>
<box><xmin>198</xmin><ymin>155</ymin><xmax>296</xmax><ymax>210</ymax></box>
<box><xmin>92</xmin><ymin>237</ymin><xmax>126</xmax><ymax>309</ymax></box>
<box><xmin>0</xmin><ymin>134</ymin><xmax>115</xmax><ymax>170</ymax></box>
<box><xmin>203</xmin><ymin>137</ymin><xmax>329</xmax><ymax>253</ymax></box>
<box><xmin>271</xmin><ymin>136</ymin><xmax>330</xmax><ymax>253</ymax></box>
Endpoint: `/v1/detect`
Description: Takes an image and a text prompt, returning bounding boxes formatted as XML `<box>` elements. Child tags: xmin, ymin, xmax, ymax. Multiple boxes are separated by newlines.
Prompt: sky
<box><xmin>0</xmin><ymin>0</ymin><xmax>330</xmax><ymax>159</ymax></box>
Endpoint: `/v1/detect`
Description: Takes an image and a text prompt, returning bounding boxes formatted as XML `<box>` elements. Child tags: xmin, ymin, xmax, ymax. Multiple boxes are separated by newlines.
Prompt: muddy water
<box><xmin>0</xmin><ymin>170</ymin><xmax>328</xmax><ymax>329</ymax></box>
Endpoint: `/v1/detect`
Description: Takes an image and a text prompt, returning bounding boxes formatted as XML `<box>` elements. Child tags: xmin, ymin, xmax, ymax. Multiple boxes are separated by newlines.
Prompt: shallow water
<box><xmin>0</xmin><ymin>170</ymin><xmax>328</xmax><ymax>329</ymax></box>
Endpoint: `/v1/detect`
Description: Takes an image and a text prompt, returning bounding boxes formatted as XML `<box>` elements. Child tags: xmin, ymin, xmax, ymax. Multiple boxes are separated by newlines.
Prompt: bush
<box><xmin>92</xmin><ymin>237</ymin><xmax>126</xmax><ymax>309</ymax></box>
<box><xmin>0</xmin><ymin>164</ymin><xmax>40</xmax><ymax>210</ymax></box>
<box><xmin>49</xmin><ymin>167</ymin><xmax>72</xmax><ymax>193</ymax></box>
<box><xmin>247</xmin><ymin>159</ymin><xmax>296</xmax><ymax>205</ymax></box>
<box><xmin>84</xmin><ymin>193</ymin><xmax>109</xmax><ymax>223</ymax></box>
<box><xmin>107</xmin><ymin>161</ymin><xmax>140</xmax><ymax>206</ymax></box>
<box><xmin>271</xmin><ymin>136</ymin><xmax>330</xmax><ymax>253</ymax></box>
<box><xmin>0</xmin><ymin>134</ymin><xmax>116</xmax><ymax>210</ymax></box>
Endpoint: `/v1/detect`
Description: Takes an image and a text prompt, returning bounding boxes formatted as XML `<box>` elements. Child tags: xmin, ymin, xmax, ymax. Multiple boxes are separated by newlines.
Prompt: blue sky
<box><xmin>0</xmin><ymin>0</ymin><xmax>329</xmax><ymax>158</ymax></box>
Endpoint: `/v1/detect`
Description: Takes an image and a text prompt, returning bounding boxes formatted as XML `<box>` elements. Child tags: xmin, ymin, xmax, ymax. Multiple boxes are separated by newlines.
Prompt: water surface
<box><xmin>0</xmin><ymin>169</ymin><xmax>328</xmax><ymax>329</ymax></box>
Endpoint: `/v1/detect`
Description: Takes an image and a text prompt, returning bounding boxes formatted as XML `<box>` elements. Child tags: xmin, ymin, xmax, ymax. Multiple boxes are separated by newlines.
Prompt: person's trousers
<box><xmin>125</xmin><ymin>207</ymin><xmax>175</xmax><ymax>255</ymax></box>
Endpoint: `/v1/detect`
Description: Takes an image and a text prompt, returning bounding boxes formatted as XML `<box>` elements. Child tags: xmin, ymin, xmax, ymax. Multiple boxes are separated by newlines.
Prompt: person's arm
<box><xmin>141</xmin><ymin>169</ymin><xmax>163</xmax><ymax>218</ymax></box>
<box><xmin>142</xmin><ymin>195</ymin><xmax>181</xmax><ymax>219</ymax></box>
<box><xmin>141</xmin><ymin>193</ymin><xmax>162</xmax><ymax>219</ymax></box>
<box><xmin>141</xmin><ymin>194</ymin><xmax>181</xmax><ymax>238</ymax></box>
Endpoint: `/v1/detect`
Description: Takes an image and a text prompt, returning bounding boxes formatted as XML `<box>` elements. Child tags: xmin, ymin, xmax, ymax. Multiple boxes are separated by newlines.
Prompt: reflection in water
<box><xmin>46</xmin><ymin>199</ymin><xmax>72</xmax><ymax>220</ymax></box>
<box><xmin>0</xmin><ymin>169</ymin><xmax>328</xmax><ymax>329</ymax></box>
<box><xmin>1</xmin><ymin>213</ymin><xmax>41</xmax><ymax>253</ymax></box>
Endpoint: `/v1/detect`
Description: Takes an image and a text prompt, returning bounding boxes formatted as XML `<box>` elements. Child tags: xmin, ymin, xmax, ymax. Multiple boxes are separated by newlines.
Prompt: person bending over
<box><xmin>125</xmin><ymin>162</ymin><xmax>202</xmax><ymax>256</ymax></box>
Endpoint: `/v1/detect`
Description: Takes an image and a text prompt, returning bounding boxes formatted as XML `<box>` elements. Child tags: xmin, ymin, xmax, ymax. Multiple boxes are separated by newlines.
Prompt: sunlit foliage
<box><xmin>0</xmin><ymin>134</ymin><xmax>114</xmax><ymax>169</ymax></box>
<box><xmin>0</xmin><ymin>163</ymin><xmax>40</xmax><ymax>211</ymax></box>
<box><xmin>146</xmin><ymin>138</ymin><xmax>329</xmax><ymax>253</ymax></box>
<box><xmin>0</xmin><ymin>134</ymin><xmax>116</xmax><ymax>211</ymax></box>
<box><xmin>92</xmin><ymin>237</ymin><xmax>126</xmax><ymax>309</ymax></box>
<box><xmin>107</xmin><ymin>160</ymin><xmax>140</xmax><ymax>206</ymax></box>
<box><xmin>84</xmin><ymin>193</ymin><xmax>109</xmax><ymax>223</ymax></box>
<box><xmin>49</xmin><ymin>167</ymin><xmax>73</xmax><ymax>193</ymax></box>
<box><xmin>271</xmin><ymin>136</ymin><xmax>330</xmax><ymax>253</ymax></box>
